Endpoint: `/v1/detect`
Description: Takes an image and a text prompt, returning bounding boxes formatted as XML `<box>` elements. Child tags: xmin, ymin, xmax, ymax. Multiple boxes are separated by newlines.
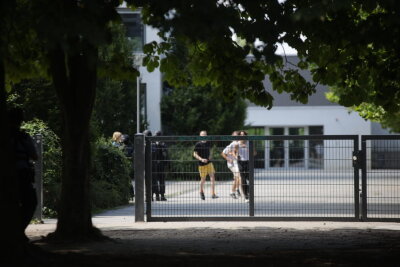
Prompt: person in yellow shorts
<box><xmin>193</xmin><ymin>130</ymin><xmax>218</xmax><ymax>200</ymax></box>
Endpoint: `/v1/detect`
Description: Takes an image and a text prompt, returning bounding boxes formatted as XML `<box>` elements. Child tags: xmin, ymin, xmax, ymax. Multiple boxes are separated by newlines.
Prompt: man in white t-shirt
<box><xmin>221</xmin><ymin>131</ymin><xmax>243</xmax><ymax>199</ymax></box>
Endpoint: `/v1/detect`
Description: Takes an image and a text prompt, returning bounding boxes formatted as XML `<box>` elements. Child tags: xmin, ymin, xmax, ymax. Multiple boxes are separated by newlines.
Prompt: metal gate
<box><xmin>361</xmin><ymin>135</ymin><xmax>400</xmax><ymax>221</ymax></box>
<box><xmin>134</xmin><ymin>134</ymin><xmax>400</xmax><ymax>222</ymax></box>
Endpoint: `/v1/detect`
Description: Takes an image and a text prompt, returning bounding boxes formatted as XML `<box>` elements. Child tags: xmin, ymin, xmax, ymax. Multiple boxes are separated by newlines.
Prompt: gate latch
<box><xmin>352</xmin><ymin>150</ymin><xmax>363</xmax><ymax>169</ymax></box>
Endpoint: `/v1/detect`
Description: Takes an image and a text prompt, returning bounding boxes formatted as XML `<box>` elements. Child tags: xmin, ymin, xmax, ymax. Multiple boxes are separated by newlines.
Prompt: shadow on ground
<box><xmin>24</xmin><ymin>227</ymin><xmax>400</xmax><ymax>266</ymax></box>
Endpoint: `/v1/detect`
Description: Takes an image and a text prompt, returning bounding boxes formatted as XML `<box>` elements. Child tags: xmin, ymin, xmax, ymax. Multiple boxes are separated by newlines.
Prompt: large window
<box><xmin>120</xmin><ymin>13</ymin><xmax>144</xmax><ymax>52</ymax></box>
<box><xmin>288</xmin><ymin>127</ymin><xmax>305</xmax><ymax>168</ymax></box>
<box><xmin>266</xmin><ymin>126</ymin><xmax>324</xmax><ymax>169</ymax></box>
<box><xmin>247</xmin><ymin>127</ymin><xmax>265</xmax><ymax>168</ymax></box>
<box><xmin>309</xmin><ymin>126</ymin><xmax>324</xmax><ymax>169</ymax></box>
<box><xmin>269</xmin><ymin>128</ymin><xmax>285</xmax><ymax>168</ymax></box>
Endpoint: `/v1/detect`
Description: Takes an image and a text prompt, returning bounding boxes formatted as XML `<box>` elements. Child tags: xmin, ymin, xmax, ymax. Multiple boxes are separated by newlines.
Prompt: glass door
<box><xmin>269</xmin><ymin>128</ymin><xmax>285</xmax><ymax>168</ymax></box>
<box><xmin>247</xmin><ymin>127</ymin><xmax>265</xmax><ymax>168</ymax></box>
<box><xmin>309</xmin><ymin>126</ymin><xmax>324</xmax><ymax>169</ymax></box>
<box><xmin>288</xmin><ymin>127</ymin><xmax>305</xmax><ymax>168</ymax></box>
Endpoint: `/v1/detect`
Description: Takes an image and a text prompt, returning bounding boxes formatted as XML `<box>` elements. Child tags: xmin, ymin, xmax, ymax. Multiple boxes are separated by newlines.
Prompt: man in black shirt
<box><xmin>193</xmin><ymin>130</ymin><xmax>218</xmax><ymax>200</ymax></box>
<box><xmin>152</xmin><ymin>131</ymin><xmax>168</xmax><ymax>201</ymax></box>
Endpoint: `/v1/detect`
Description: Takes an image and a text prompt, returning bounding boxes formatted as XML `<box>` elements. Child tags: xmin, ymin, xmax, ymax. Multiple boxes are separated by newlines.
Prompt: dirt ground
<box><xmin>23</xmin><ymin>221</ymin><xmax>400</xmax><ymax>266</ymax></box>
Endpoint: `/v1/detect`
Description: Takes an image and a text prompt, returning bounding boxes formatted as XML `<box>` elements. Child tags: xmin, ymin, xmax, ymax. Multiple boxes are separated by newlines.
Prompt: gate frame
<box><xmin>361</xmin><ymin>135</ymin><xmax>400</xmax><ymax>222</ymax></box>
<box><xmin>135</xmin><ymin>135</ymin><xmax>365</xmax><ymax>222</ymax></box>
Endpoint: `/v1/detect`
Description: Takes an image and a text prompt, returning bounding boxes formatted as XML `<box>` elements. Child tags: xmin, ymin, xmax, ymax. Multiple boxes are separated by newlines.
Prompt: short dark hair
<box><xmin>143</xmin><ymin>130</ymin><xmax>152</xmax><ymax>136</ymax></box>
<box><xmin>155</xmin><ymin>130</ymin><xmax>162</xmax><ymax>136</ymax></box>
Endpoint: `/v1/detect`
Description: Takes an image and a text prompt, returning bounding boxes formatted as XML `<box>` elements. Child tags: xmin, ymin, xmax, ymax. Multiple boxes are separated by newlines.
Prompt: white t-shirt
<box><xmin>223</xmin><ymin>141</ymin><xmax>238</xmax><ymax>162</ymax></box>
<box><xmin>238</xmin><ymin>141</ymin><xmax>249</xmax><ymax>161</ymax></box>
<box><xmin>223</xmin><ymin>142</ymin><xmax>239</xmax><ymax>173</ymax></box>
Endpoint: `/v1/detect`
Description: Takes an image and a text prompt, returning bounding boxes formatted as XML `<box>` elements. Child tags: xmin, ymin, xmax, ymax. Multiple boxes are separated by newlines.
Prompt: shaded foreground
<box><xmin>25</xmin><ymin>226</ymin><xmax>400</xmax><ymax>266</ymax></box>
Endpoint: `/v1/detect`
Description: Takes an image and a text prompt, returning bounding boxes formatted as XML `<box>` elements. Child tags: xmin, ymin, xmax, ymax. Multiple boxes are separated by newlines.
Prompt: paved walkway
<box><xmin>26</xmin><ymin>196</ymin><xmax>400</xmax><ymax>266</ymax></box>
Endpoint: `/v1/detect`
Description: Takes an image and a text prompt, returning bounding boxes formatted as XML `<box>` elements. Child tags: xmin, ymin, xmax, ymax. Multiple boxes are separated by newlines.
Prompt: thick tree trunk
<box><xmin>0</xmin><ymin>58</ymin><xmax>25</xmax><ymax>260</ymax></box>
<box><xmin>48</xmin><ymin>42</ymin><xmax>102</xmax><ymax>240</ymax></box>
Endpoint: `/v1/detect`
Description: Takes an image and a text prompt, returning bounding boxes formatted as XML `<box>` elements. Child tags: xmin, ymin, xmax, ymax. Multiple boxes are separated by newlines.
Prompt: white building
<box><xmin>246</xmin><ymin>55</ymin><xmax>386</xmax><ymax>137</ymax></box>
<box><xmin>118</xmin><ymin>7</ymin><xmax>162</xmax><ymax>133</ymax></box>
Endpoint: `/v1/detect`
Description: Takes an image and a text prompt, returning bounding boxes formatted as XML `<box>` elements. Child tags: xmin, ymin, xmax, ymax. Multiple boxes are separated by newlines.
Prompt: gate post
<box><xmin>34</xmin><ymin>134</ymin><xmax>43</xmax><ymax>222</ymax></box>
<box><xmin>145</xmin><ymin>138</ymin><xmax>152</xmax><ymax>220</ymax></box>
<box><xmin>134</xmin><ymin>134</ymin><xmax>145</xmax><ymax>222</ymax></box>
<box><xmin>352</xmin><ymin>136</ymin><xmax>360</xmax><ymax>220</ymax></box>
<box><xmin>361</xmin><ymin>136</ymin><xmax>368</xmax><ymax>220</ymax></box>
<box><xmin>249</xmin><ymin>140</ymin><xmax>255</xmax><ymax>216</ymax></box>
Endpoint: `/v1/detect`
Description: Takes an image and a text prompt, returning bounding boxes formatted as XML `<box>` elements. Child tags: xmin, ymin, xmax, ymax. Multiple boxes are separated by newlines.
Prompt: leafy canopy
<box><xmin>128</xmin><ymin>0</ymin><xmax>315</xmax><ymax>109</ymax></box>
<box><xmin>128</xmin><ymin>0</ymin><xmax>400</xmax><ymax>130</ymax></box>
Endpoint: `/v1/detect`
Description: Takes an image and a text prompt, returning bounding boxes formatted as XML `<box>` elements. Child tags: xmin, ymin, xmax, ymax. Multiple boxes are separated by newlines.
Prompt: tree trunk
<box><xmin>47</xmin><ymin>42</ymin><xmax>102</xmax><ymax>240</ymax></box>
<box><xmin>0</xmin><ymin>57</ymin><xmax>25</xmax><ymax>260</ymax></box>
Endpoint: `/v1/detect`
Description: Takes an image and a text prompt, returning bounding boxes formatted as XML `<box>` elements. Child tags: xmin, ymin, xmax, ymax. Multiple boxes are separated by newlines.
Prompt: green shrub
<box><xmin>22</xmin><ymin>120</ymin><xmax>133</xmax><ymax>216</ymax></box>
<box><xmin>90</xmin><ymin>138</ymin><xmax>132</xmax><ymax>212</ymax></box>
<box><xmin>22</xmin><ymin>119</ymin><xmax>62</xmax><ymax>217</ymax></box>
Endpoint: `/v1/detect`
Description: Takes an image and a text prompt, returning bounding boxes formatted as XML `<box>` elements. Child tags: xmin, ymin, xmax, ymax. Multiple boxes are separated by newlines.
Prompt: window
<box><xmin>309</xmin><ymin>126</ymin><xmax>324</xmax><ymax>169</ymax></box>
<box><xmin>247</xmin><ymin>127</ymin><xmax>265</xmax><ymax>168</ymax></box>
<box><xmin>266</xmin><ymin>126</ymin><xmax>324</xmax><ymax>169</ymax></box>
<box><xmin>120</xmin><ymin>13</ymin><xmax>144</xmax><ymax>52</ymax></box>
<box><xmin>269</xmin><ymin>128</ymin><xmax>285</xmax><ymax>168</ymax></box>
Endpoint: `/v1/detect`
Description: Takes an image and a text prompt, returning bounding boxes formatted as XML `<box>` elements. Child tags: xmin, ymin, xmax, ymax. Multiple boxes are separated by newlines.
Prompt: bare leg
<box><xmin>231</xmin><ymin>176</ymin><xmax>236</xmax><ymax>192</ymax></box>
<box><xmin>238</xmin><ymin>174</ymin><xmax>245</xmax><ymax>197</ymax></box>
<box><xmin>210</xmin><ymin>173</ymin><xmax>216</xmax><ymax>196</ymax></box>
<box><xmin>200</xmin><ymin>175</ymin><xmax>206</xmax><ymax>193</ymax></box>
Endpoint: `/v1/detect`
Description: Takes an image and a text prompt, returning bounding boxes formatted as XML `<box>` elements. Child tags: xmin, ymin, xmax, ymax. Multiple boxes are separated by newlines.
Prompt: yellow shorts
<box><xmin>198</xmin><ymin>163</ymin><xmax>215</xmax><ymax>178</ymax></box>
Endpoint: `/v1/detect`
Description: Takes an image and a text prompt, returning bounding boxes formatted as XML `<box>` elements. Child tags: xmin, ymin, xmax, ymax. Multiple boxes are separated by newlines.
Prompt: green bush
<box><xmin>22</xmin><ymin>120</ymin><xmax>133</xmax><ymax>216</ymax></box>
<box><xmin>22</xmin><ymin>119</ymin><xmax>62</xmax><ymax>217</ymax></box>
<box><xmin>90</xmin><ymin>138</ymin><xmax>132</xmax><ymax>212</ymax></box>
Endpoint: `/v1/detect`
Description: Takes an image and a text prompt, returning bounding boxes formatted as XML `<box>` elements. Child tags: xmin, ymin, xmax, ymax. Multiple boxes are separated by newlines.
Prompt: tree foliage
<box><xmin>1</xmin><ymin>0</ymin><xmax>138</xmax><ymax>244</ymax></box>
<box><xmin>93</xmin><ymin>22</ymin><xmax>139</xmax><ymax>139</ymax></box>
<box><xmin>161</xmin><ymin>84</ymin><xmax>246</xmax><ymax>135</ymax></box>
<box><xmin>283</xmin><ymin>0</ymin><xmax>400</xmax><ymax>131</ymax></box>
<box><xmin>160</xmin><ymin>37</ymin><xmax>246</xmax><ymax>135</ymax></box>
<box><xmin>129</xmin><ymin>0</ymin><xmax>400</xmax><ymax>130</ymax></box>
<box><xmin>129</xmin><ymin>0</ymin><xmax>316</xmax><ymax>109</ymax></box>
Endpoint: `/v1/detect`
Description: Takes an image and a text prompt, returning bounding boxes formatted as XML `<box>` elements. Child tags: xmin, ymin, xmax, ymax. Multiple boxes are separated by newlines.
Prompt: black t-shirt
<box><xmin>194</xmin><ymin>141</ymin><xmax>211</xmax><ymax>166</ymax></box>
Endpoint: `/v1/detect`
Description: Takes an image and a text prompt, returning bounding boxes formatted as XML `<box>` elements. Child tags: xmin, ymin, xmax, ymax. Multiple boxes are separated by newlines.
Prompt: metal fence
<box><xmin>133</xmin><ymin>134</ymin><xmax>396</xmax><ymax>222</ymax></box>
<box><xmin>362</xmin><ymin>135</ymin><xmax>400</xmax><ymax>221</ymax></box>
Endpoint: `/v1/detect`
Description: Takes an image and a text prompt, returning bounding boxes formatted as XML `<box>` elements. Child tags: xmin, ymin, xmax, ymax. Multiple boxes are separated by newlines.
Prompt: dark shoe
<box><xmin>160</xmin><ymin>195</ymin><xmax>167</xmax><ymax>201</ymax></box>
<box><xmin>230</xmin><ymin>193</ymin><xmax>237</xmax><ymax>199</ymax></box>
<box><xmin>212</xmin><ymin>194</ymin><xmax>219</xmax><ymax>199</ymax></box>
<box><xmin>236</xmin><ymin>189</ymin><xmax>241</xmax><ymax>197</ymax></box>
<box><xmin>156</xmin><ymin>195</ymin><xmax>161</xmax><ymax>201</ymax></box>
<box><xmin>200</xmin><ymin>192</ymin><xmax>205</xmax><ymax>200</ymax></box>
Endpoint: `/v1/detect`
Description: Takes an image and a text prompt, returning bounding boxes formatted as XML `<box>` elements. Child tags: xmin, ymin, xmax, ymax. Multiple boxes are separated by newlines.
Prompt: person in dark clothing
<box><xmin>151</xmin><ymin>131</ymin><xmax>168</xmax><ymax>201</ymax></box>
<box><xmin>8</xmin><ymin>107</ymin><xmax>38</xmax><ymax>242</ymax></box>
<box><xmin>121</xmin><ymin>134</ymin><xmax>134</xmax><ymax>198</ymax></box>
<box><xmin>238</xmin><ymin>130</ymin><xmax>256</xmax><ymax>203</ymax></box>
<box><xmin>193</xmin><ymin>130</ymin><xmax>218</xmax><ymax>200</ymax></box>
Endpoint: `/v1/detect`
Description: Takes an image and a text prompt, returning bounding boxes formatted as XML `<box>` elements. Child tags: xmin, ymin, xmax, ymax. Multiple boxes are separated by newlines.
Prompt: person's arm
<box><xmin>221</xmin><ymin>150</ymin><xmax>231</xmax><ymax>163</ymax></box>
<box><xmin>193</xmin><ymin>151</ymin><xmax>208</xmax><ymax>163</ymax></box>
<box><xmin>221</xmin><ymin>146</ymin><xmax>233</xmax><ymax>162</ymax></box>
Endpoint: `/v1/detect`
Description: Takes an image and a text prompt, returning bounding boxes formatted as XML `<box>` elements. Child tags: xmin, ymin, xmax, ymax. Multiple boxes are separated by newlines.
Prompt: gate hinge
<box><xmin>352</xmin><ymin>150</ymin><xmax>363</xmax><ymax>169</ymax></box>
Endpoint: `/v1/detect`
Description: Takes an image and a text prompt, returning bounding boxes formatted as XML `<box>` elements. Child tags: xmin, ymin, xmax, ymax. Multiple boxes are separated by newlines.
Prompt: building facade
<box><xmin>118</xmin><ymin>7</ymin><xmax>162</xmax><ymax>133</ymax></box>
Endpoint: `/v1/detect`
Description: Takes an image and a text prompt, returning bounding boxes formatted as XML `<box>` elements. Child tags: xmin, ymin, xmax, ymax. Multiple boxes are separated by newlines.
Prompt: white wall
<box><xmin>140</xmin><ymin>25</ymin><xmax>162</xmax><ymax>133</ymax></box>
<box><xmin>247</xmin><ymin>106</ymin><xmax>372</xmax><ymax>170</ymax></box>
<box><xmin>246</xmin><ymin>106</ymin><xmax>371</xmax><ymax>135</ymax></box>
